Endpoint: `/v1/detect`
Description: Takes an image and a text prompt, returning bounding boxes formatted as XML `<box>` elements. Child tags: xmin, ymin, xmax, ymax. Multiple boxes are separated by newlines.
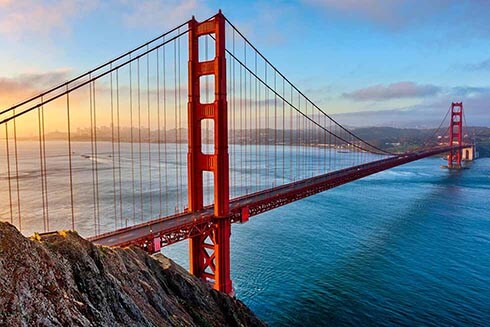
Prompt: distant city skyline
<box><xmin>1</xmin><ymin>0</ymin><xmax>489</xmax><ymax>127</ymax></box>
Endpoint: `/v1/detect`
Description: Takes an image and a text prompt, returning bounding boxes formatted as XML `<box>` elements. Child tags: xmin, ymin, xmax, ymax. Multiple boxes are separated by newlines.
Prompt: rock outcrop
<box><xmin>0</xmin><ymin>222</ymin><xmax>266</xmax><ymax>327</ymax></box>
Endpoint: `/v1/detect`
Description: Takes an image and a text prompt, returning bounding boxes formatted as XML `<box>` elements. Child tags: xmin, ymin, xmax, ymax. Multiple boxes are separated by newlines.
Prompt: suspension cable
<box><xmin>222</xmin><ymin>18</ymin><xmax>392</xmax><ymax>155</ymax></box>
<box><xmin>226</xmin><ymin>49</ymin><xmax>388</xmax><ymax>155</ymax></box>
<box><xmin>0</xmin><ymin>29</ymin><xmax>190</xmax><ymax>127</ymax></box>
<box><xmin>420</xmin><ymin>104</ymin><xmax>451</xmax><ymax>149</ymax></box>
<box><xmin>0</xmin><ymin>21</ymin><xmax>190</xmax><ymax>117</ymax></box>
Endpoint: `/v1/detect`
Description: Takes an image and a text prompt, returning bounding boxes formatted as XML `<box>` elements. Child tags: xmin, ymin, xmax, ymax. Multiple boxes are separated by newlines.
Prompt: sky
<box><xmin>0</xmin><ymin>0</ymin><xmax>489</xmax><ymax>127</ymax></box>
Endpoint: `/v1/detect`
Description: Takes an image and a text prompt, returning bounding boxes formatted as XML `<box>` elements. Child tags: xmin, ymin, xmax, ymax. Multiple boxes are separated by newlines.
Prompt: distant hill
<box><xmin>331</xmin><ymin>106</ymin><xmax>490</xmax><ymax>129</ymax></box>
<box><xmin>351</xmin><ymin>126</ymin><xmax>490</xmax><ymax>157</ymax></box>
<box><xmin>19</xmin><ymin>125</ymin><xmax>490</xmax><ymax>158</ymax></box>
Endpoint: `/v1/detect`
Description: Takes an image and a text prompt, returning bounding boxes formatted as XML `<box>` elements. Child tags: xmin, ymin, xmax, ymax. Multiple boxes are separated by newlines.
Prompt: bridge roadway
<box><xmin>89</xmin><ymin>146</ymin><xmax>461</xmax><ymax>252</ymax></box>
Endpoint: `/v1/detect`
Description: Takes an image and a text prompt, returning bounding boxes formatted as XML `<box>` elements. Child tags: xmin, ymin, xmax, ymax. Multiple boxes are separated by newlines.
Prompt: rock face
<box><xmin>0</xmin><ymin>222</ymin><xmax>266</xmax><ymax>327</ymax></box>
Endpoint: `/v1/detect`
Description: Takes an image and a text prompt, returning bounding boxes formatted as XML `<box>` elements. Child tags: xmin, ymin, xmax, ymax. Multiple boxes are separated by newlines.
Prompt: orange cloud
<box><xmin>0</xmin><ymin>70</ymin><xmax>72</xmax><ymax>108</ymax></box>
<box><xmin>343</xmin><ymin>82</ymin><xmax>441</xmax><ymax>101</ymax></box>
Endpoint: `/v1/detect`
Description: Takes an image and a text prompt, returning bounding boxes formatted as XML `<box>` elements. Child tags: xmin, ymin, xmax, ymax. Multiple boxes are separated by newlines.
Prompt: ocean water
<box><xmin>1</xmin><ymin>141</ymin><xmax>489</xmax><ymax>326</ymax></box>
<box><xmin>0</xmin><ymin>141</ymin><xmax>384</xmax><ymax>236</ymax></box>
<box><xmin>164</xmin><ymin>157</ymin><xmax>490</xmax><ymax>326</ymax></box>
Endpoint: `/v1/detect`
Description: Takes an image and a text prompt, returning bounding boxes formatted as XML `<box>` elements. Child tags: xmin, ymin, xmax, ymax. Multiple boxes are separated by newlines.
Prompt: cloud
<box><xmin>0</xmin><ymin>70</ymin><xmax>72</xmax><ymax>107</ymax></box>
<box><xmin>334</xmin><ymin>85</ymin><xmax>490</xmax><ymax>127</ymax></box>
<box><xmin>234</xmin><ymin>2</ymin><xmax>296</xmax><ymax>46</ymax></box>
<box><xmin>0</xmin><ymin>0</ymin><xmax>212</xmax><ymax>41</ymax></box>
<box><xmin>303</xmin><ymin>0</ymin><xmax>453</xmax><ymax>29</ymax></box>
<box><xmin>464</xmin><ymin>58</ymin><xmax>490</xmax><ymax>71</ymax></box>
<box><xmin>450</xmin><ymin>86</ymin><xmax>490</xmax><ymax>97</ymax></box>
<box><xmin>122</xmin><ymin>0</ymin><xmax>212</xmax><ymax>29</ymax></box>
<box><xmin>304</xmin><ymin>0</ymin><xmax>399</xmax><ymax>23</ymax></box>
<box><xmin>301</xmin><ymin>0</ymin><xmax>490</xmax><ymax>40</ymax></box>
<box><xmin>343</xmin><ymin>82</ymin><xmax>440</xmax><ymax>101</ymax></box>
<box><xmin>123</xmin><ymin>0</ymin><xmax>291</xmax><ymax>45</ymax></box>
<box><xmin>0</xmin><ymin>0</ymin><xmax>98</xmax><ymax>40</ymax></box>
<box><xmin>332</xmin><ymin>101</ymin><xmax>489</xmax><ymax>128</ymax></box>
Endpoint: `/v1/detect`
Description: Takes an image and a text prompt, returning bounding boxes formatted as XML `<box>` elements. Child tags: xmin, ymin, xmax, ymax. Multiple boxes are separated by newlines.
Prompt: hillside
<box><xmin>351</xmin><ymin>126</ymin><xmax>490</xmax><ymax>156</ymax></box>
<box><xmin>0</xmin><ymin>222</ymin><xmax>266</xmax><ymax>327</ymax></box>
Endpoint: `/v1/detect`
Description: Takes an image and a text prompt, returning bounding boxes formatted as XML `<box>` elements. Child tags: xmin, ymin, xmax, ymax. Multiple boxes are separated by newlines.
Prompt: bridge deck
<box><xmin>89</xmin><ymin>146</ymin><xmax>459</xmax><ymax>252</ymax></box>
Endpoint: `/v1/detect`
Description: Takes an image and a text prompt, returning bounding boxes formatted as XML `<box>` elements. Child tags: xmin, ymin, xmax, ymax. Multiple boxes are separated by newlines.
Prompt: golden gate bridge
<box><xmin>0</xmin><ymin>11</ymin><xmax>467</xmax><ymax>295</ymax></box>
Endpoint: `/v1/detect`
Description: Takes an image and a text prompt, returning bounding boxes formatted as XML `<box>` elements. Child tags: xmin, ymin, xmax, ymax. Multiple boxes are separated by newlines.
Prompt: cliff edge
<box><xmin>0</xmin><ymin>222</ymin><xmax>266</xmax><ymax>327</ymax></box>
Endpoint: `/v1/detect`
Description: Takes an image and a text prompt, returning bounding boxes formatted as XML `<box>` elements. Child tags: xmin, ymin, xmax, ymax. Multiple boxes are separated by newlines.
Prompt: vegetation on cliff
<box><xmin>0</xmin><ymin>222</ymin><xmax>265</xmax><ymax>327</ymax></box>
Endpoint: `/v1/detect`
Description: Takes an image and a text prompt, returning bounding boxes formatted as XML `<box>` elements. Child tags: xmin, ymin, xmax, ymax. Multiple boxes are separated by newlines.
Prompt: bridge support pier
<box><xmin>189</xmin><ymin>218</ymin><xmax>232</xmax><ymax>294</ymax></box>
<box><xmin>187</xmin><ymin>11</ymin><xmax>232</xmax><ymax>295</ymax></box>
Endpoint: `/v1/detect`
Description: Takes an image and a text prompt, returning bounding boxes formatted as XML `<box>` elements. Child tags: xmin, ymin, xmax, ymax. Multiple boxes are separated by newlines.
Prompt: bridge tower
<box><xmin>187</xmin><ymin>11</ymin><xmax>232</xmax><ymax>294</ymax></box>
<box><xmin>447</xmin><ymin>102</ymin><xmax>463</xmax><ymax>169</ymax></box>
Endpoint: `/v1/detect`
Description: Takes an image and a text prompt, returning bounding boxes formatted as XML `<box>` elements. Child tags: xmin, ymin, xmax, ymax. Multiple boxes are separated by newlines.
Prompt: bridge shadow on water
<box><xmin>276</xmin><ymin>169</ymin><xmax>481</xmax><ymax>327</ymax></box>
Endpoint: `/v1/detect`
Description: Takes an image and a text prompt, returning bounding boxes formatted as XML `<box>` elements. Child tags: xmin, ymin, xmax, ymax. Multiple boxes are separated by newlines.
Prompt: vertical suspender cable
<box><xmin>66</xmin><ymin>88</ymin><xmax>75</xmax><ymax>230</ymax></box>
<box><xmin>89</xmin><ymin>78</ymin><xmax>96</xmax><ymax>235</ymax></box>
<box><xmin>5</xmin><ymin>124</ymin><xmax>13</xmax><ymax>225</ymax></box>
<box><xmin>264</xmin><ymin>60</ymin><xmax>269</xmax><ymax>186</ymax></box>
<box><xmin>129</xmin><ymin>56</ymin><xmax>136</xmax><ymax>225</ymax></box>
<box><xmin>242</xmin><ymin>41</ymin><xmax>246</xmax><ymax>193</ymax></box>
<box><xmin>289</xmin><ymin>85</ymin><xmax>293</xmax><ymax>180</ymax></box>
<box><xmin>157</xmin><ymin>46</ymin><xmax>163</xmax><ymax>216</ymax></box>
<box><xmin>254</xmin><ymin>53</ymin><xmax>258</xmax><ymax>191</ymax></box>
<box><xmin>147</xmin><ymin>47</ymin><xmax>152</xmax><ymax>219</ymax></box>
<box><xmin>297</xmin><ymin>93</ymin><xmax>304</xmax><ymax>179</ymax></box>
<box><xmin>116</xmin><ymin>69</ymin><xmax>123</xmax><ymax>225</ymax></box>
<box><xmin>304</xmin><ymin>99</ymin><xmax>308</xmax><ymax>175</ymax></box>
<box><xmin>257</xmin><ymin>59</ymin><xmax>262</xmax><ymax>186</ymax></box>
<box><xmin>163</xmin><ymin>38</ymin><xmax>169</xmax><ymax>215</ymax></box>
<box><xmin>93</xmin><ymin>81</ymin><xmax>101</xmax><ymax>235</ymax></box>
<box><xmin>239</xmin><ymin>53</ymin><xmax>244</xmax><ymax>190</ymax></box>
<box><xmin>37</xmin><ymin>108</ymin><xmax>46</xmax><ymax>231</ymax></box>
<box><xmin>232</xmin><ymin>29</ymin><xmax>236</xmax><ymax>197</ymax></box>
<box><xmin>137</xmin><ymin>58</ymin><xmax>143</xmax><ymax>221</ymax></box>
<box><xmin>254</xmin><ymin>51</ymin><xmax>259</xmax><ymax>191</ymax></box>
<box><xmin>282</xmin><ymin>78</ymin><xmax>285</xmax><ymax>181</ymax></box>
<box><xmin>273</xmin><ymin>70</ymin><xmax>277</xmax><ymax>186</ymax></box>
<box><xmin>41</xmin><ymin>103</ymin><xmax>49</xmax><ymax>230</ymax></box>
<box><xmin>178</xmin><ymin>31</ymin><xmax>183</xmax><ymax>209</ymax></box>
<box><xmin>249</xmin><ymin>46</ymin><xmax>252</xmax><ymax>191</ymax></box>
<box><xmin>12</xmin><ymin>110</ymin><xmax>21</xmax><ymax>231</ymax></box>
<box><xmin>110</xmin><ymin>66</ymin><xmax>117</xmax><ymax>229</ymax></box>
<box><xmin>174</xmin><ymin>38</ymin><xmax>179</xmax><ymax>211</ymax></box>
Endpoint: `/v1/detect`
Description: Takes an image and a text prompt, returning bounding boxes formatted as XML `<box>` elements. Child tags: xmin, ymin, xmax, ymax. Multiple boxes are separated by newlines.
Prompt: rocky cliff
<box><xmin>0</xmin><ymin>222</ymin><xmax>266</xmax><ymax>327</ymax></box>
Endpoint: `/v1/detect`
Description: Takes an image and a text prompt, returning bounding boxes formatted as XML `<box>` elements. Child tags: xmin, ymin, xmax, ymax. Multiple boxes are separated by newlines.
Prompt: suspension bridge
<box><xmin>0</xmin><ymin>11</ymin><xmax>468</xmax><ymax>295</ymax></box>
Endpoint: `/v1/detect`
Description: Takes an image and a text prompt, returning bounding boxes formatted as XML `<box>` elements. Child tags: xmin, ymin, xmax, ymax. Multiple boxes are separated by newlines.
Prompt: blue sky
<box><xmin>1</xmin><ymin>0</ymin><xmax>489</xmax><ymax>126</ymax></box>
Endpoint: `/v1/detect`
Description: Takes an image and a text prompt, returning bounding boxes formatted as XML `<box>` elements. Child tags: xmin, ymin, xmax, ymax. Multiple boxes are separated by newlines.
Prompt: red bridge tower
<box><xmin>447</xmin><ymin>102</ymin><xmax>463</xmax><ymax>169</ymax></box>
<box><xmin>187</xmin><ymin>12</ymin><xmax>232</xmax><ymax>294</ymax></box>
